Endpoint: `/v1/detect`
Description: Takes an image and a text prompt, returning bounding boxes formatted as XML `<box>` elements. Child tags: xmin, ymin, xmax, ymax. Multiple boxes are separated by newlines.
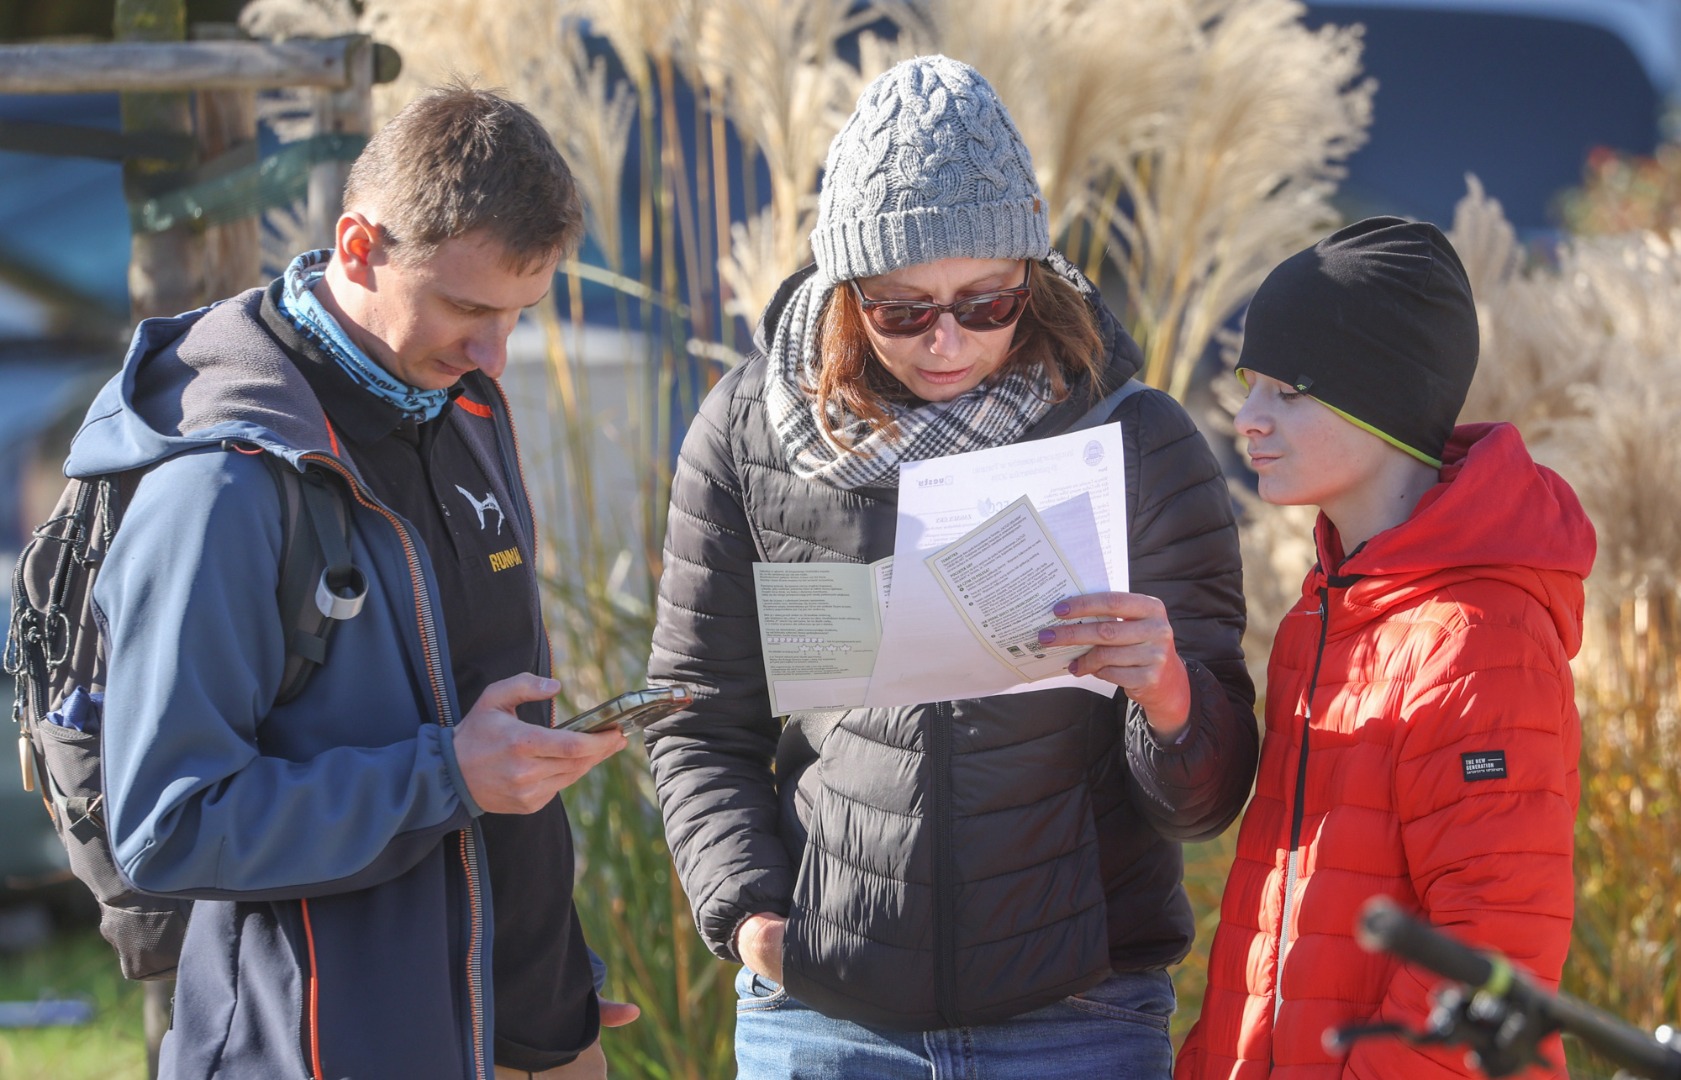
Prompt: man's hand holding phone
<box><xmin>557</xmin><ymin>685</ymin><xmax>694</xmax><ymax>735</ymax></box>
<box><xmin>453</xmin><ymin>674</ymin><xmax>627</xmax><ymax>815</ymax></box>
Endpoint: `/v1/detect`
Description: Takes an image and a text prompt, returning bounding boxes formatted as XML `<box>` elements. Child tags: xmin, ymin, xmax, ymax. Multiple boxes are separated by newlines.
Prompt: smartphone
<box><xmin>558</xmin><ymin>685</ymin><xmax>693</xmax><ymax>735</ymax></box>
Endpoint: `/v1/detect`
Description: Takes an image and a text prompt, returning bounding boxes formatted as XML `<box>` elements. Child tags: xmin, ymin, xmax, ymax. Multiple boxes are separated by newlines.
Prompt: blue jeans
<box><xmin>733</xmin><ymin>967</ymin><xmax>1175</xmax><ymax>1080</ymax></box>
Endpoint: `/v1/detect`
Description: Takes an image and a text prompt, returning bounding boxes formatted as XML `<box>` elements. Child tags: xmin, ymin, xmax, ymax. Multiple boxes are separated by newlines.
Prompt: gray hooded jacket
<box><xmin>645</xmin><ymin>259</ymin><xmax>1257</xmax><ymax>1030</ymax></box>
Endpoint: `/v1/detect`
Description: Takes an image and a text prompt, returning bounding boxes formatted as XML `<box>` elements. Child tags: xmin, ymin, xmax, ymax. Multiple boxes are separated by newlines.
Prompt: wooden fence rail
<box><xmin>0</xmin><ymin>36</ymin><xmax>396</xmax><ymax>94</ymax></box>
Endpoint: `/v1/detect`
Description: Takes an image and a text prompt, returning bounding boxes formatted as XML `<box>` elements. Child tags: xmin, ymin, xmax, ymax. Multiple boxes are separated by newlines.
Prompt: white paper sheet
<box><xmin>926</xmin><ymin>495</ymin><xmax>1095</xmax><ymax>681</ymax></box>
<box><xmin>752</xmin><ymin>560</ymin><xmax>887</xmax><ymax>714</ymax></box>
<box><xmin>862</xmin><ymin>424</ymin><xmax>1129</xmax><ymax>708</ymax></box>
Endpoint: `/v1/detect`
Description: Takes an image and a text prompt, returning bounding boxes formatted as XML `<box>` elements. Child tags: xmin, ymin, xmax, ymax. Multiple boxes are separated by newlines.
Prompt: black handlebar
<box><xmin>1355</xmin><ymin>897</ymin><xmax>1681</xmax><ymax>1080</ymax></box>
<box><xmin>1358</xmin><ymin>897</ymin><xmax>1495</xmax><ymax>989</ymax></box>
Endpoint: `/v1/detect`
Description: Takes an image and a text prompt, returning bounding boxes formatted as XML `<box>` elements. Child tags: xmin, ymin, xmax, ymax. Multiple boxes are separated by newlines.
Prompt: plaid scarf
<box><xmin>763</xmin><ymin>271</ymin><xmax>1057</xmax><ymax>491</ymax></box>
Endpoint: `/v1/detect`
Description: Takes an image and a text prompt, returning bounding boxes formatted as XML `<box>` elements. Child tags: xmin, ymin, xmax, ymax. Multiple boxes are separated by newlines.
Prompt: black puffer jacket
<box><xmin>645</xmin><ymin>259</ymin><xmax>1257</xmax><ymax>1031</ymax></box>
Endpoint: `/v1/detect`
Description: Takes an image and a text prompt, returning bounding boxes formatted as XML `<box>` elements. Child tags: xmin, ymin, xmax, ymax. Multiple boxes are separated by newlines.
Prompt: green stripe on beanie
<box><xmin>1237</xmin><ymin>216</ymin><xmax>1479</xmax><ymax>464</ymax></box>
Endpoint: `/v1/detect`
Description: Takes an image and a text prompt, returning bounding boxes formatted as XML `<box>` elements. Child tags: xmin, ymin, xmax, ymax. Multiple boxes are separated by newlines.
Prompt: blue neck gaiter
<box><xmin>278</xmin><ymin>250</ymin><xmax>451</xmax><ymax>423</ymax></box>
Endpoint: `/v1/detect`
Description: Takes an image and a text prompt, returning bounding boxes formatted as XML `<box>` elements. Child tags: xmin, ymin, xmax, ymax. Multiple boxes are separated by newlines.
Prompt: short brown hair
<box><xmin>343</xmin><ymin>83</ymin><xmax>584</xmax><ymax>270</ymax></box>
<box><xmin>813</xmin><ymin>262</ymin><xmax>1106</xmax><ymax>446</ymax></box>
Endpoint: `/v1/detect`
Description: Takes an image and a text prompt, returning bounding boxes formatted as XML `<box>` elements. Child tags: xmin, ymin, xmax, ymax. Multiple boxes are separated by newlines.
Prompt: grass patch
<box><xmin>0</xmin><ymin>922</ymin><xmax>148</xmax><ymax>1080</ymax></box>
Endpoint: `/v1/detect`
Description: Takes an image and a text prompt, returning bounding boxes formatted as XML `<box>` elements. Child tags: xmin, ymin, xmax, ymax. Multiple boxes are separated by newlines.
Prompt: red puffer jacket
<box><xmin>1177</xmin><ymin>422</ymin><xmax>1595</xmax><ymax>1079</ymax></box>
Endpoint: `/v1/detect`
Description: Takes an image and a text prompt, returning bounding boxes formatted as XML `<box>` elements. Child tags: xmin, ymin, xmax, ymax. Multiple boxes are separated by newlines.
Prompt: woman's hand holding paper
<box><xmin>1039</xmin><ymin>592</ymin><xmax>1191</xmax><ymax>740</ymax></box>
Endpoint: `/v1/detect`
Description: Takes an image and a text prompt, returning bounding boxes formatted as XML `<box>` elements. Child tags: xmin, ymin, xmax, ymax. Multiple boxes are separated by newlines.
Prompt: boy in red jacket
<box><xmin>1177</xmin><ymin>217</ymin><xmax>1594</xmax><ymax>1079</ymax></box>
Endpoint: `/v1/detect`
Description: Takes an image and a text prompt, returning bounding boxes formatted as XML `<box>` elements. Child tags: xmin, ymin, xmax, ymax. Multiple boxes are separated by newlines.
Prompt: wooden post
<box><xmin>194</xmin><ymin>88</ymin><xmax>262</xmax><ymax>296</ymax></box>
<box><xmin>117</xmin><ymin>0</ymin><xmax>203</xmax><ymax>324</ymax></box>
<box><xmin>193</xmin><ymin>26</ymin><xmax>261</xmax><ymax>296</ymax></box>
<box><xmin>307</xmin><ymin>35</ymin><xmax>374</xmax><ymax>250</ymax></box>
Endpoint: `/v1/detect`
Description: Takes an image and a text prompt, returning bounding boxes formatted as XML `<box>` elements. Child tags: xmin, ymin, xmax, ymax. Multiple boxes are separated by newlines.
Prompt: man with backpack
<box><xmin>36</xmin><ymin>85</ymin><xmax>628</xmax><ymax>1078</ymax></box>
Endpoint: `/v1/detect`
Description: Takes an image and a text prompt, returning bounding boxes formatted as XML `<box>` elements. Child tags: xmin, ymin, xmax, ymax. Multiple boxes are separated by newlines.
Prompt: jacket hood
<box><xmin>752</xmin><ymin>249</ymin><xmax>1144</xmax><ymax>429</ymax></box>
<box><xmin>65</xmin><ymin>288</ymin><xmax>337</xmax><ymax>479</ymax></box>
<box><xmin>1313</xmin><ymin>421</ymin><xmax>1596</xmax><ymax>656</ymax></box>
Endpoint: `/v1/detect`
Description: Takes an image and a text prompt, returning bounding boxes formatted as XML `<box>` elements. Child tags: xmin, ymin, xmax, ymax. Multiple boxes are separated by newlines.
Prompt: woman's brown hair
<box><xmin>812</xmin><ymin>261</ymin><xmax>1106</xmax><ymax>448</ymax></box>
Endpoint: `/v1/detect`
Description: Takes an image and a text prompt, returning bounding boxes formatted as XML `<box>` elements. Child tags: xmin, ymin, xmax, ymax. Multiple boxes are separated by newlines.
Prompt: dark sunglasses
<box><xmin>849</xmin><ymin>262</ymin><xmax>1033</xmax><ymax>337</ymax></box>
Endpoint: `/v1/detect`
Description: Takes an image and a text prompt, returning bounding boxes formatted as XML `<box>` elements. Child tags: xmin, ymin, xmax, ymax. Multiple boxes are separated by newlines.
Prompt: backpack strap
<box><xmin>1065</xmin><ymin>377</ymin><xmax>1150</xmax><ymax>434</ymax></box>
<box><xmin>254</xmin><ymin>453</ymin><xmax>365</xmax><ymax>706</ymax></box>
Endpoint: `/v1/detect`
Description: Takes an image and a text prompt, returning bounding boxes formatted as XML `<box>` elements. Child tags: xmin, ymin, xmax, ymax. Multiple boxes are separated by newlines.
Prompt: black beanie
<box><xmin>1237</xmin><ymin>216</ymin><xmax>1479</xmax><ymax>466</ymax></box>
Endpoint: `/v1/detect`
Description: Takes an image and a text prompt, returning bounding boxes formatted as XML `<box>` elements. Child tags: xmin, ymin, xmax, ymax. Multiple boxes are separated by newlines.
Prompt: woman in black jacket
<box><xmin>645</xmin><ymin>54</ymin><xmax>1257</xmax><ymax>1079</ymax></box>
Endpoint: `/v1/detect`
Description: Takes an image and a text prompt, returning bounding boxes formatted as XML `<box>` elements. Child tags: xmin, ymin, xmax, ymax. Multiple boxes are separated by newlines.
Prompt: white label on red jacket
<box><xmin>1461</xmin><ymin>750</ymin><xmax>1508</xmax><ymax>781</ymax></box>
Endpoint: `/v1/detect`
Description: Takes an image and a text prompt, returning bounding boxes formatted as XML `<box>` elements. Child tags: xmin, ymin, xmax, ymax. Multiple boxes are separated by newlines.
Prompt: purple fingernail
<box><xmin>1053</xmin><ymin>601</ymin><xmax>1071</xmax><ymax>617</ymax></box>
<box><xmin>1067</xmin><ymin>661</ymin><xmax>1078</xmax><ymax>674</ymax></box>
<box><xmin>1038</xmin><ymin>628</ymin><xmax>1055</xmax><ymax>644</ymax></box>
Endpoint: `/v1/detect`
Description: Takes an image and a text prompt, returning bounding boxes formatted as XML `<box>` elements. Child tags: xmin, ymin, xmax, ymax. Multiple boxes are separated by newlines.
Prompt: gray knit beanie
<box><xmin>810</xmin><ymin>55</ymin><xmax>1050</xmax><ymax>286</ymax></box>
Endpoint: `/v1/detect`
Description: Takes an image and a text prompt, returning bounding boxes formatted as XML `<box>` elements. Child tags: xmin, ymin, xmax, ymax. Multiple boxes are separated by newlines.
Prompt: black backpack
<box><xmin>5</xmin><ymin>445</ymin><xmax>365</xmax><ymax>981</ymax></box>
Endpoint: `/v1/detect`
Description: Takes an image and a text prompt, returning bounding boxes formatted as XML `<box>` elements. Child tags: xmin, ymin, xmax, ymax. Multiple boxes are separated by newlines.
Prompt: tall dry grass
<box><xmin>697</xmin><ymin>1</ymin><xmax>922</xmax><ymax>324</ymax></box>
<box><xmin>925</xmin><ymin>0</ymin><xmax>1373</xmax><ymax>399</ymax></box>
<box><xmin>249</xmin><ymin>0</ymin><xmax>1373</xmax><ymax>401</ymax></box>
